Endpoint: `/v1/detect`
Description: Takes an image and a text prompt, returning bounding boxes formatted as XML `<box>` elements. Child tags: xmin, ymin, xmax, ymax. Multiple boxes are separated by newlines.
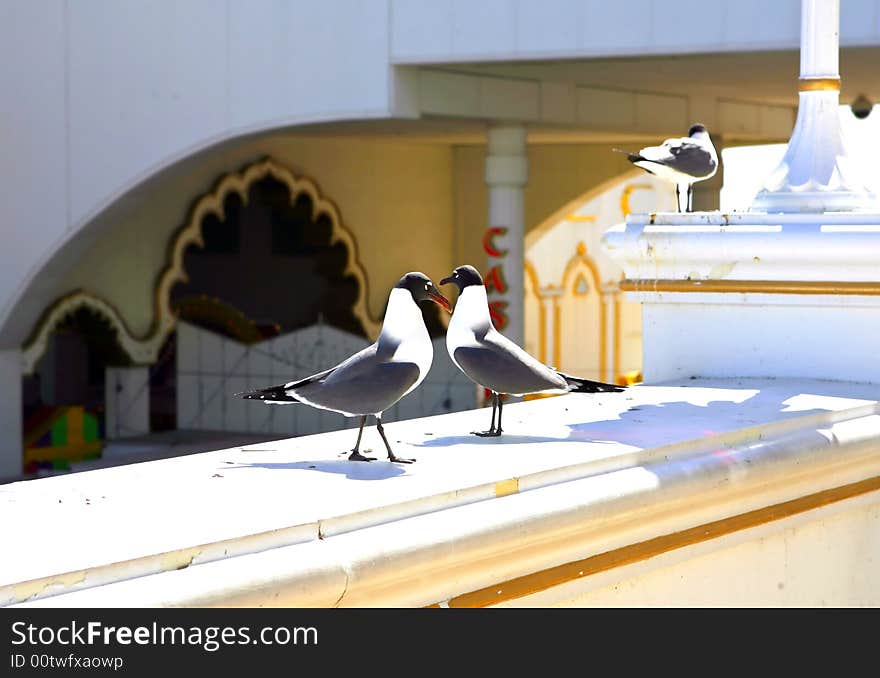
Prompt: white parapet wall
<box><xmin>3</xmin><ymin>377</ymin><xmax>879</xmax><ymax>607</ymax></box>
<box><xmin>601</xmin><ymin>212</ymin><xmax>880</xmax><ymax>384</ymax></box>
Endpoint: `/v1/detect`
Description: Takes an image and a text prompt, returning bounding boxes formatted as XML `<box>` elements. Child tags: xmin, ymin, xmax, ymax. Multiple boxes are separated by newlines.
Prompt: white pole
<box><xmin>799</xmin><ymin>0</ymin><xmax>838</xmax><ymax>78</ymax></box>
<box><xmin>751</xmin><ymin>0</ymin><xmax>877</xmax><ymax>213</ymax></box>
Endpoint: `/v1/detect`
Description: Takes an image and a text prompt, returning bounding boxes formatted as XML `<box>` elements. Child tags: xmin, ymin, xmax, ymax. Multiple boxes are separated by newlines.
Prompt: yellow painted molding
<box><xmin>620</xmin><ymin>183</ymin><xmax>652</xmax><ymax>218</ymax></box>
<box><xmin>440</xmin><ymin>475</ymin><xmax>880</xmax><ymax>608</ymax></box>
<box><xmin>619</xmin><ymin>279</ymin><xmax>880</xmax><ymax>295</ymax></box>
<box><xmin>494</xmin><ymin>478</ymin><xmax>519</xmax><ymax>498</ymax></box>
<box><xmin>798</xmin><ymin>77</ymin><xmax>840</xmax><ymax>92</ymax></box>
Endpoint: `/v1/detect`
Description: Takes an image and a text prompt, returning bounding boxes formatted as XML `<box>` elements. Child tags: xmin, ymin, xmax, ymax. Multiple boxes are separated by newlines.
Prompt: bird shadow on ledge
<box><xmin>225</xmin><ymin>458</ymin><xmax>407</xmax><ymax>481</ymax></box>
<box><xmin>412</xmin><ymin>384</ymin><xmax>870</xmax><ymax>453</ymax></box>
<box><xmin>415</xmin><ymin>433</ymin><xmax>603</xmax><ymax>447</ymax></box>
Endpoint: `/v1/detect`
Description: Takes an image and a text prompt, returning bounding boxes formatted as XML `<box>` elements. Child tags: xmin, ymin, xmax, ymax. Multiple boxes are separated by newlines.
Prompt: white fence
<box><xmin>176</xmin><ymin>321</ymin><xmax>476</xmax><ymax>436</ymax></box>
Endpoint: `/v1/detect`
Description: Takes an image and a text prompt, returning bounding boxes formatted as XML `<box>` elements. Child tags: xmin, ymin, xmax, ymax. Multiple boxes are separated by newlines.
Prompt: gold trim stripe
<box><xmin>619</xmin><ymin>279</ymin><xmax>880</xmax><ymax>295</ymax></box>
<box><xmin>799</xmin><ymin>77</ymin><xmax>840</xmax><ymax>92</ymax></box>
<box><xmin>494</xmin><ymin>478</ymin><xmax>519</xmax><ymax>498</ymax></box>
<box><xmin>439</xmin><ymin>475</ymin><xmax>880</xmax><ymax>608</ymax></box>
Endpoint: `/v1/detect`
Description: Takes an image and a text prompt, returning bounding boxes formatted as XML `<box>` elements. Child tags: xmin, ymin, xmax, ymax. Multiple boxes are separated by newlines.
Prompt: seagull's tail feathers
<box><xmin>559</xmin><ymin>373</ymin><xmax>626</xmax><ymax>394</ymax></box>
<box><xmin>235</xmin><ymin>383</ymin><xmax>302</xmax><ymax>403</ymax></box>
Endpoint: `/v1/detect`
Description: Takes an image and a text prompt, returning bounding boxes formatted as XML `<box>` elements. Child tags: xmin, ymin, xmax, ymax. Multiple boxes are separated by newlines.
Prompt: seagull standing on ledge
<box><xmin>615</xmin><ymin>123</ymin><xmax>718</xmax><ymax>212</ymax></box>
<box><xmin>440</xmin><ymin>265</ymin><xmax>625</xmax><ymax>437</ymax></box>
<box><xmin>236</xmin><ymin>272</ymin><xmax>451</xmax><ymax>463</ymax></box>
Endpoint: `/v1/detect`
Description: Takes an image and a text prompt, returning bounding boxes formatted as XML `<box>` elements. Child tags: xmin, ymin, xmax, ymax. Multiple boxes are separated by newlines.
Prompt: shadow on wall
<box><xmin>418</xmin><ymin>383</ymin><xmax>872</xmax><ymax>452</ymax></box>
<box><xmin>223</xmin><ymin>382</ymin><xmax>876</xmax><ymax>481</ymax></box>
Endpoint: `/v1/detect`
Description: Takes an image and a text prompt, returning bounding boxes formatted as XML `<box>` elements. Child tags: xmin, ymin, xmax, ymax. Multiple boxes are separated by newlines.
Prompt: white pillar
<box><xmin>105</xmin><ymin>366</ymin><xmax>150</xmax><ymax>439</ymax></box>
<box><xmin>0</xmin><ymin>350</ymin><xmax>22</xmax><ymax>480</ymax></box>
<box><xmin>485</xmin><ymin>125</ymin><xmax>528</xmax><ymax>347</ymax></box>
<box><xmin>752</xmin><ymin>0</ymin><xmax>877</xmax><ymax>212</ymax></box>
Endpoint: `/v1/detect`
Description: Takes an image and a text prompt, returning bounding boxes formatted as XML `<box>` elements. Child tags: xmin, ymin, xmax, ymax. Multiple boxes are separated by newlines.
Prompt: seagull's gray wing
<box><xmin>292</xmin><ymin>343</ymin><xmax>420</xmax><ymax>415</ymax></box>
<box><xmin>453</xmin><ymin>331</ymin><xmax>567</xmax><ymax>396</ymax></box>
<box><xmin>239</xmin><ymin>342</ymin><xmax>420</xmax><ymax>415</ymax></box>
<box><xmin>641</xmin><ymin>139</ymin><xmax>715</xmax><ymax>178</ymax></box>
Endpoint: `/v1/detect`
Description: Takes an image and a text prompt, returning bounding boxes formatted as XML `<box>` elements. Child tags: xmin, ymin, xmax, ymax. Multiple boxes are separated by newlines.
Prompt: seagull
<box><xmin>236</xmin><ymin>272</ymin><xmax>451</xmax><ymax>463</ymax></box>
<box><xmin>615</xmin><ymin>123</ymin><xmax>718</xmax><ymax>212</ymax></box>
<box><xmin>439</xmin><ymin>265</ymin><xmax>625</xmax><ymax>437</ymax></box>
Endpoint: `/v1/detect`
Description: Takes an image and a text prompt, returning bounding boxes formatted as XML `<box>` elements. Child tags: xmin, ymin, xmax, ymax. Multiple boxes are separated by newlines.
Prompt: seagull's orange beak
<box><xmin>428</xmin><ymin>288</ymin><xmax>452</xmax><ymax>313</ymax></box>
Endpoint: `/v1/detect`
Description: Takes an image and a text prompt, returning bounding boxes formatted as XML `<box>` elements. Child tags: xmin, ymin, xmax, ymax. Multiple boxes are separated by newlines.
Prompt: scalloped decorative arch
<box><xmin>156</xmin><ymin>156</ymin><xmax>379</xmax><ymax>341</ymax></box>
<box><xmin>22</xmin><ymin>291</ymin><xmax>156</xmax><ymax>374</ymax></box>
<box><xmin>22</xmin><ymin>157</ymin><xmax>379</xmax><ymax>373</ymax></box>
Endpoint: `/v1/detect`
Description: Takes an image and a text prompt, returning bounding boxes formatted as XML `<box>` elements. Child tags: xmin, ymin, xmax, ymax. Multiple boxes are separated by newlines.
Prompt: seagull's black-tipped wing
<box><xmin>236</xmin><ymin>343</ymin><xmax>421</xmax><ymax>415</ymax></box>
<box><xmin>453</xmin><ymin>331</ymin><xmax>567</xmax><ymax>396</ymax></box>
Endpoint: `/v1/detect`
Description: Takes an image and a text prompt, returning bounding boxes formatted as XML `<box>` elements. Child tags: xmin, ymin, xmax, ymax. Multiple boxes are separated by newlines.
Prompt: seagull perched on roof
<box><xmin>440</xmin><ymin>265</ymin><xmax>625</xmax><ymax>437</ymax></box>
<box><xmin>236</xmin><ymin>272</ymin><xmax>451</xmax><ymax>463</ymax></box>
<box><xmin>615</xmin><ymin>123</ymin><xmax>718</xmax><ymax>212</ymax></box>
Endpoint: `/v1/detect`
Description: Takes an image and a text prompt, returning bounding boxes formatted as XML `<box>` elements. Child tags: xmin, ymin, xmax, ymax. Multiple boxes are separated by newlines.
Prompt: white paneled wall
<box><xmin>391</xmin><ymin>0</ymin><xmax>880</xmax><ymax>63</ymax></box>
<box><xmin>176</xmin><ymin>321</ymin><xmax>475</xmax><ymax>436</ymax></box>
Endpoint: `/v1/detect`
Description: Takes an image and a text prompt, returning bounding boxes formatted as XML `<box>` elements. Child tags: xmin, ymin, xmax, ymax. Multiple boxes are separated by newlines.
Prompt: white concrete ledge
<box><xmin>4</xmin><ymin>378</ymin><xmax>880</xmax><ymax>607</ymax></box>
<box><xmin>602</xmin><ymin>212</ymin><xmax>880</xmax><ymax>283</ymax></box>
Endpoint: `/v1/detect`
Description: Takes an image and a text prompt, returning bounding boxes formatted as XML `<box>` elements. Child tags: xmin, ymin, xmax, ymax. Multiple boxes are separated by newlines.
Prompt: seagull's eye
<box><xmin>424</xmin><ymin>283</ymin><xmax>430</xmax><ymax>291</ymax></box>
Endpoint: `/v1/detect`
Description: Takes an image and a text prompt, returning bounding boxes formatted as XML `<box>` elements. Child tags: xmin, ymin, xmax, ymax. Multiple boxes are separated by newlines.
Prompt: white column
<box><xmin>752</xmin><ymin>0</ymin><xmax>877</xmax><ymax>212</ymax></box>
<box><xmin>485</xmin><ymin>125</ymin><xmax>528</xmax><ymax>347</ymax></box>
<box><xmin>0</xmin><ymin>350</ymin><xmax>22</xmax><ymax>479</ymax></box>
<box><xmin>105</xmin><ymin>366</ymin><xmax>150</xmax><ymax>439</ymax></box>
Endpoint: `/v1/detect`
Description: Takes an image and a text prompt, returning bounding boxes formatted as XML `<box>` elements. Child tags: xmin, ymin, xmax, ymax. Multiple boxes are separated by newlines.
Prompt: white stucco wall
<box><xmin>390</xmin><ymin>0</ymin><xmax>880</xmax><ymax>63</ymax></box>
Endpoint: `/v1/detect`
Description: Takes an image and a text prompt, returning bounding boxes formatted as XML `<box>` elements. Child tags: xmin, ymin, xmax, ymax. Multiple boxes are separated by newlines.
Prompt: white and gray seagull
<box><xmin>236</xmin><ymin>272</ymin><xmax>451</xmax><ymax>463</ymax></box>
<box><xmin>615</xmin><ymin>123</ymin><xmax>718</xmax><ymax>212</ymax></box>
<box><xmin>440</xmin><ymin>265</ymin><xmax>625</xmax><ymax>437</ymax></box>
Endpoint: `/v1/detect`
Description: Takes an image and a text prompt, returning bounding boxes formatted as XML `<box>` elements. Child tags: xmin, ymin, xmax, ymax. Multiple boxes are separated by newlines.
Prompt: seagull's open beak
<box><xmin>428</xmin><ymin>288</ymin><xmax>452</xmax><ymax>313</ymax></box>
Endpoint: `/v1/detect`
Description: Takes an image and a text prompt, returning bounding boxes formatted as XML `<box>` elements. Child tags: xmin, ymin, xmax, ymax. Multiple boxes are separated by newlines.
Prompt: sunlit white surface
<box><xmin>2</xmin><ymin>377</ymin><xmax>879</xmax><ymax>606</ymax></box>
<box><xmin>721</xmin><ymin>105</ymin><xmax>880</xmax><ymax>211</ymax></box>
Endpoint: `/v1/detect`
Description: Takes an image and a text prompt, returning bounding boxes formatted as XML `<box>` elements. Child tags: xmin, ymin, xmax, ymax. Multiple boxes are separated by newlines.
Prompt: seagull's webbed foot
<box><xmin>473</xmin><ymin>428</ymin><xmax>502</xmax><ymax>437</ymax></box>
<box><xmin>348</xmin><ymin>450</ymin><xmax>376</xmax><ymax>462</ymax></box>
<box><xmin>387</xmin><ymin>452</ymin><xmax>415</xmax><ymax>464</ymax></box>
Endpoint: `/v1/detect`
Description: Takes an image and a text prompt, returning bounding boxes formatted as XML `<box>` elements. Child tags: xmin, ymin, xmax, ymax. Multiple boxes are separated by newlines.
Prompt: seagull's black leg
<box><xmin>474</xmin><ymin>392</ymin><xmax>502</xmax><ymax>437</ymax></box>
<box><xmin>348</xmin><ymin>415</ymin><xmax>375</xmax><ymax>462</ymax></box>
<box><xmin>376</xmin><ymin>416</ymin><xmax>414</xmax><ymax>464</ymax></box>
<box><xmin>687</xmin><ymin>184</ymin><xmax>694</xmax><ymax>212</ymax></box>
<box><xmin>496</xmin><ymin>394</ymin><xmax>504</xmax><ymax>434</ymax></box>
<box><xmin>675</xmin><ymin>184</ymin><xmax>681</xmax><ymax>212</ymax></box>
